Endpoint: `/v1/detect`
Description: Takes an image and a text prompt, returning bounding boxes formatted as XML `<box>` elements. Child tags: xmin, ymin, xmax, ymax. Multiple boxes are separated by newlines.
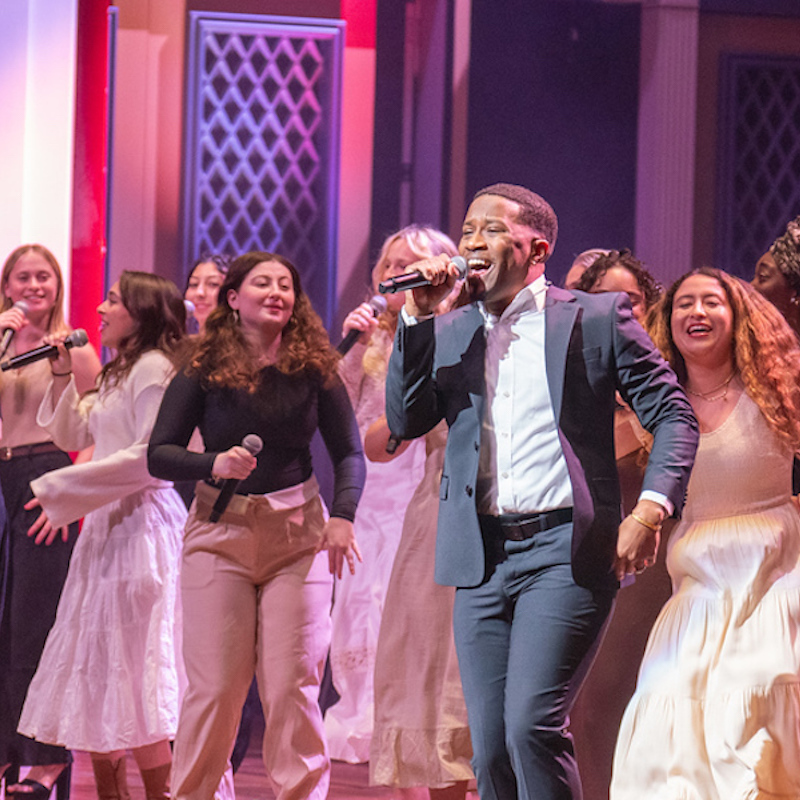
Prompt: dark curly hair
<box><xmin>575</xmin><ymin>249</ymin><xmax>662</xmax><ymax>312</ymax></box>
<box><xmin>97</xmin><ymin>270</ymin><xmax>186</xmax><ymax>391</ymax></box>
<box><xmin>188</xmin><ymin>251</ymin><xmax>339</xmax><ymax>391</ymax></box>
<box><xmin>183</xmin><ymin>253</ymin><xmax>231</xmax><ymax>293</ymax></box>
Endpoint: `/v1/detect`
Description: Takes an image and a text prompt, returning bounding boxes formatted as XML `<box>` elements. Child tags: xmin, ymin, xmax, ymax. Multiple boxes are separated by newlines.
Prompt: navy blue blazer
<box><xmin>386</xmin><ymin>286</ymin><xmax>698</xmax><ymax>590</ymax></box>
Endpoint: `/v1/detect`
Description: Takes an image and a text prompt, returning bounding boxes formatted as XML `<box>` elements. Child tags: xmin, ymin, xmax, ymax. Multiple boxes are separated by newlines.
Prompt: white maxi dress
<box><xmin>17</xmin><ymin>351</ymin><xmax>187</xmax><ymax>752</ymax></box>
<box><xmin>611</xmin><ymin>392</ymin><xmax>800</xmax><ymax>800</ymax></box>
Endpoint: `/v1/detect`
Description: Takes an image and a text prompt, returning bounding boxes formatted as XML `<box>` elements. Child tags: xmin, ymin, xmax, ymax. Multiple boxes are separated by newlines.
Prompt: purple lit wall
<box><xmin>466</xmin><ymin>0</ymin><xmax>641</xmax><ymax>284</ymax></box>
<box><xmin>183</xmin><ymin>12</ymin><xmax>345</xmax><ymax>328</ymax></box>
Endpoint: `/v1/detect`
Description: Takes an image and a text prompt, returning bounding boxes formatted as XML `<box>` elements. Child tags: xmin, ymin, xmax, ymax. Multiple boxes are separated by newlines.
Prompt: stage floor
<box><xmin>62</xmin><ymin>750</ymin><xmax>395</xmax><ymax>800</ymax></box>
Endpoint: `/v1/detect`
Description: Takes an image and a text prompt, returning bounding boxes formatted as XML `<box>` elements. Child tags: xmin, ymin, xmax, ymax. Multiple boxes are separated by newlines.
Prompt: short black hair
<box><xmin>474</xmin><ymin>183</ymin><xmax>558</xmax><ymax>254</ymax></box>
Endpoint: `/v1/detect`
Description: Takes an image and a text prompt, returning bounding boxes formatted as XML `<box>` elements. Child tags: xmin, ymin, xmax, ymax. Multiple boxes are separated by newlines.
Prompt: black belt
<box><xmin>483</xmin><ymin>508</ymin><xmax>574</xmax><ymax>541</ymax></box>
<box><xmin>0</xmin><ymin>441</ymin><xmax>63</xmax><ymax>462</ymax></box>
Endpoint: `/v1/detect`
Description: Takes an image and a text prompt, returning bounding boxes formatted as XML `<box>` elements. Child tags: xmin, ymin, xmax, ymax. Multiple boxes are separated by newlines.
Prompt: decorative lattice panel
<box><xmin>716</xmin><ymin>54</ymin><xmax>800</xmax><ymax>279</ymax></box>
<box><xmin>184</xmin><ymin>13</ymin><xmax>344</xmax><ymax>326</ymax></box>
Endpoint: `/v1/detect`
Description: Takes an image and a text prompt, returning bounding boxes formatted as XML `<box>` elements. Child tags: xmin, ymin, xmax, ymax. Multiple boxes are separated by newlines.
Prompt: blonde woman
<box><xmin>0</xmin><ymin>245</ymin><xmax>100</xmax><ymax>799</ymax></box>
<box><xmin>324</xmin><ymin>226</ymin><xmax>457</xmax><ymax>764</ymax></box>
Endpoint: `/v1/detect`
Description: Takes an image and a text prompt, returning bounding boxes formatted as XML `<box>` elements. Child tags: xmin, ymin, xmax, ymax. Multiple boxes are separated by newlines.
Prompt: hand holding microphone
<box><xmin>1</xmin><ymin>329</ymin><xmax>89</xmax><ymax>372</ymax></box>
<box><xmin>0</xmin><ymin>300</ymin><xmax>30</xmax><ymax>358</ymax></box>
<box><xmin>337</xmin><ymin>295</ymin><xmax>387</xmax><ymax>355</ymax></box>
<box><xmin>379</xmin><ymin>255</ymin><xmax>467</xmax><ymax>317</ymax></box>
<box><xmin>209</xmin><ymin>434</ymin><xmax>263</xmax><ymax>522</ymax></box>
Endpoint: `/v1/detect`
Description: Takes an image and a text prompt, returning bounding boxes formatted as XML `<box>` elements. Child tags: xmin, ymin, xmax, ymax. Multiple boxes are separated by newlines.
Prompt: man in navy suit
<box><xmin>385</xmin><ymin>184</ymin><xmax>698</xmax><ymax>800</ymax></box>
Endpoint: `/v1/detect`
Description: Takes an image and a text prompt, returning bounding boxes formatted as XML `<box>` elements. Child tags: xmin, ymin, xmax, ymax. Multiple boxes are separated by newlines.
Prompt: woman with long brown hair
<box><xmin>611</xmin><ymin>268</ymin><xmax>800</xmax><ymax>798</ymax></box>
<box><xmin>16</xmin><ymin>271</ymin><xmax>188</xmax><ymax>800</ymax></box>
<box><xmin>148</xmin><ymin>251</ymin><xmax>365</xmax><ymax>800</ymax></box>
<box><xmin>0</xmin><ymin>244</ymin><xmax>101</xmax><ymax>799</ymax></box>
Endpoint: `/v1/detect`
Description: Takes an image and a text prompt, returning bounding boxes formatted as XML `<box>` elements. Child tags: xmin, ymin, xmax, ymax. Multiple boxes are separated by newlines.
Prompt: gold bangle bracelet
<box><xmin>631</xmin><ymin>511</ymin><xmax>661</xmax><ymax>532</ymax></box>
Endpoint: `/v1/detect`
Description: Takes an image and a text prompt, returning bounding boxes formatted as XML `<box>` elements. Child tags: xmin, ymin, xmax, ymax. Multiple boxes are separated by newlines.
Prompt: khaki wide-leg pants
<box><xmin>172</xmin><ymin>482</ymin><xmax>333</xmax><ymax>800</ymax></box>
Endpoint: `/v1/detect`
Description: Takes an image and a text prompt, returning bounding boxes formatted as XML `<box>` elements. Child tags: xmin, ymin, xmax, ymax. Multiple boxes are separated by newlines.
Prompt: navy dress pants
<box><xmin>453</xmin><ymin>518</ymin><xmax>616</xmax><ymax>800</ymax></box>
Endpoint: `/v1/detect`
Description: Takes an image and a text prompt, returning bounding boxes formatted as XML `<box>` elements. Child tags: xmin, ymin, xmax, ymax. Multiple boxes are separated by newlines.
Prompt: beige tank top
<box><xmin>0</xmin><ymin>354</ymin><xmax>57</xmax><ymax>448</ymax></box>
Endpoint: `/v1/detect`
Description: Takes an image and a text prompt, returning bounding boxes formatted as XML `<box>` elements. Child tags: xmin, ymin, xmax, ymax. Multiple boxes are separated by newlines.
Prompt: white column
<box><xmin>635</xmin><ymin>0</ymin><xmax>699</xmax><ymax>284</ymax></box>
<box><xmin>0</xmin><ymin>0</ymin><xmax>78</xmax><ymax>304</ymax></box>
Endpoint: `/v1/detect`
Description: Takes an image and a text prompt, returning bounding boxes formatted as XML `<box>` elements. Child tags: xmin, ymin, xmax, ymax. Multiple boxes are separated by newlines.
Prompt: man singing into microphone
<box><xmin>385</xmin><ymin>183</ymin><xmax>698</xmax><ymax>800</ymax></box>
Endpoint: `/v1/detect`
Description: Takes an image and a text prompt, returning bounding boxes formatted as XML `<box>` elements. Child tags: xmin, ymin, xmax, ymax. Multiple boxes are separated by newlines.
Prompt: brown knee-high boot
<box><xmin>90</xmin><ymin>756</ymin><xmax>131</xmax><ymax>800</ymax></box>
<box><xmin>140</xmin><ymin>762</ymin><xmax>171</xmax><ymax>800</ymax></box>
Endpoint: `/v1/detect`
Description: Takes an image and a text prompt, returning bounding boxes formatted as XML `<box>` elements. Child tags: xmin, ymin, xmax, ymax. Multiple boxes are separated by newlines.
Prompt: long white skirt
<box><xmin>18</xmin><ymin>487</ymin><xmax>186</xmax><ymax>752</ymax></box>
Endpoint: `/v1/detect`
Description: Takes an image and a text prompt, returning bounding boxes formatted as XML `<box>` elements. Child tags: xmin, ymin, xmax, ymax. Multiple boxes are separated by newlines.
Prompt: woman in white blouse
<box><xmin>16</xmin><ymin>272</ymin><xmax>187</xmax><ymax>800</ymax></box>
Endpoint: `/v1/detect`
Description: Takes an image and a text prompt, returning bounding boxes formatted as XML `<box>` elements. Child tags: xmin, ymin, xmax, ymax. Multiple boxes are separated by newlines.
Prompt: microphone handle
<box><xmin>209</xmin><ymin>478</ymin><xmax>240</xmax><ymax>523</ymax></box>
<box><xmin>385</xmin><ymin>434</ymin><xmax>402</xmax><ymax>455</ymax></box>
<box><xmin>0</xmin><ymin>327</ymin><xmax>14</xmax><ymax>359</ymax></box>
<box><xmin>378</xmin><ymin>259</ymin><xmax>467</xmax><ymax>294</ymax></box>
<box><xmin>1</xmin><ymin>342</ymin><xmax>59</xmax><ymax>371</ymax></box>
<box><xmin>337</xmin><ymin>295</ymin><xmax>388</xmax><ymax>355</ymax></box>
<box><xmin>337</xmin><ymin>327</ymin><xmax>362</xmax><ymax>356</ymax></box>
<box><xmin>0</xmin><ymin>301</ymin><xmax>30</xmax><ymax>359</ymax></box>
<box><xmin>378</xmin><ymin>271</ymin><xmax>429</xmax><ymax>294</ymax></box>
<box><xmin>0</xmin><ymin>333</ymin><xmax>86</xmax><ymax>371</ymax></box>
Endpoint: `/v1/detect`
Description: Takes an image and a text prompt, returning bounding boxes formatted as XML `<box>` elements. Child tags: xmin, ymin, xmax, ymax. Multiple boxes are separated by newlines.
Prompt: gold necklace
<box><xmin>685</xmin><ymin>370</ymin><xmax>737</xmax><ymax>402</ymax></box>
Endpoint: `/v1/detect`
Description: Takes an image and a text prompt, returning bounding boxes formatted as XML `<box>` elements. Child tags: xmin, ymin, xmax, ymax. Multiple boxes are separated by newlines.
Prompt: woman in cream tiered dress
<box><xmin>325</xmin><ymin>226</ymin><xmax>456</xmax><ymax>763</ymax></box>
<box><xmin>611</xmin><ymin>268</ymin><xmax>800</xmax><ymax>800</ymax></box>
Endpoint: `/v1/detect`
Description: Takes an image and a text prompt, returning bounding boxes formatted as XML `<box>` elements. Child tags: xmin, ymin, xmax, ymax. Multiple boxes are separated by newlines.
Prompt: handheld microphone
<box><xmin>385</xmin><ymin>434</ymin><xmax>402</xmax><ymax>455</ymax></box>
<box><xmin>209</xmin><ymin>434</ymin><xmax>264</xmax><ymax>523</ymax></box>
<box><xmin>378</xmin><ymin>256</ymin><xmax>468</xmax><ymax>294</ymax></box>
<box><xmin>0</xmin><ymin>300</ymin><xmax>30</xmax><ymax>358</ymax></box>
<box><xmin>1</xmin><ymin>328</ymin><xmax>89</xmax><ymax>371</ymax></box>
<box><xmin>337</xmin><ymin>295</ymin><xmax>388</xmax><ymax>355</ymax></box>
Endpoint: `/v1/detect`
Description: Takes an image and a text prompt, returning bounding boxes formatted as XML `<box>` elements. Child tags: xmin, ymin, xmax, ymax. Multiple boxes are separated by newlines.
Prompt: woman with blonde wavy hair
<box><xmin>611</xmin><ymin>267</ymin><xmax>800</xmax><ymax>799</ymax></box>
<box><xmin>0</xmin><ymin>244</ymin><xmax>101</xmax><ymax>800</ymax></box>
<box><xmin>324</xmin><ymin>226</ymin><xmax>458</xmax><ymax>765</ymax></box>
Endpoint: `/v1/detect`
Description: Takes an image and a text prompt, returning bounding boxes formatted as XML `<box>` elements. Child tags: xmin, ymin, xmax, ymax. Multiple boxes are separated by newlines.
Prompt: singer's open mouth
<box><xmin>467</xmin><ymin>258</ymin><xmax>491</xmax><ymax>276</ymax></box>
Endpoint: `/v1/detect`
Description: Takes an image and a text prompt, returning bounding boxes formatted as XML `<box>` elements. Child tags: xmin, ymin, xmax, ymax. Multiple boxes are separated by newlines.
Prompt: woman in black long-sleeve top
<box><xmin>148</xmin><ymin>252</ymin><xmax>365</xmax><ymax>800</ymax></box>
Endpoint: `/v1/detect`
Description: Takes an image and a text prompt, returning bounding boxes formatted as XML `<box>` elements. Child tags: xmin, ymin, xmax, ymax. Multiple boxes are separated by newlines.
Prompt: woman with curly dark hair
<box><xmin>16</xmin><ymin>271</ymin><xmax>187</xmax><ymax>800</ymax></box>
<box><xmin>612</xmin><ymin>268</ymin><xmax>800</xmax><ymax>798</ymax></box>
<box><xmin>575</xmin><ymin>248</ymin><xmax>661</xmax><ymax>323</ymax></box>
<box><xmin>752</xmin><ymin>214</ymin><xmax>800</xmax><ymax>338</ymax></box>
<box><xmin>148</xmin><ymin>252</ymin><xmax>366</xmax><ymax>800</ymax></box>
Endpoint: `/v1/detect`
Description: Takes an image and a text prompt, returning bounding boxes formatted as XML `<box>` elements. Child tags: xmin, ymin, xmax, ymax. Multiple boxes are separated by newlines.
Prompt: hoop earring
<box><xmin>232</xmin><ymin>308</ymin><xmax>240</xmax><ymax>323</ymax></box>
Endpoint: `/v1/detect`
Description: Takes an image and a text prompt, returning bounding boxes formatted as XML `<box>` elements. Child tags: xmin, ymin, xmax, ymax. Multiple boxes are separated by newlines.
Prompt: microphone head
<box><xmin>451</xmin><ymin>256</ymin><xmax>468</xmax><ymax>279</ymax></box>
<box><xmin>242</xmin><ymin>434</ymin><xmax>264</xmax><ymax>456</ymax></box>
<box><xmin>66</xmin><ymin>329</ymin><xmax>89</xmax><ymax>348</ymax></box>
<box><xmin>184</xmin><ymin>299</ymin><xmax>196</xmax><ymax>317</ymax></box>
<box><xmin>368</xmin><ymin>295</ymin><xmax>388</xmax><ymax>315</ymax></box>
<box><xmin>13</xmin><ymin>300</ymin><xmax>30</xmax><ymax>316</ymax></box>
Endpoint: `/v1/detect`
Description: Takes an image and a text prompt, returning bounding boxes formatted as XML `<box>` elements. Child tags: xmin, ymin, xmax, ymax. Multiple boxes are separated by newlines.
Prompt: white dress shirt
<box><xmin>475</xmin><ymin>276</ymin><xmax>571</xmax><ymax>515</ymax></box>
<box><xmin>402</xmin><ymin>276</ymin><xmax>671</xmax><ymax>517</ymax></box>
